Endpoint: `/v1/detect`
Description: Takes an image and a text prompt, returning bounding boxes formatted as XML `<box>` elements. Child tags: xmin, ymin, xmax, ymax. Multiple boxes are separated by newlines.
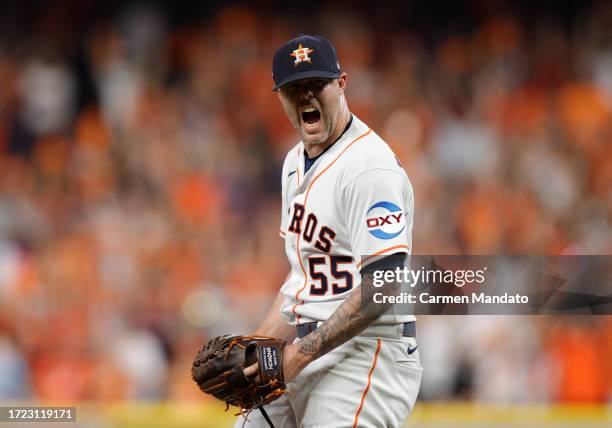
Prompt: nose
<box><xmin>298</xmin><ymin>89</ymin><xmax>314</xmax><ymax>102</ymax></box>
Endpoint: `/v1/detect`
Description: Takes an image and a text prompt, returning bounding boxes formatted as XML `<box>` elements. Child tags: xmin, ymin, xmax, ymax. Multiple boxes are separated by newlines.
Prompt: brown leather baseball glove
<box><xmin>191</xmin><ymin>335</ymin><xmax>286</xmax><ymax>413</ymax></box>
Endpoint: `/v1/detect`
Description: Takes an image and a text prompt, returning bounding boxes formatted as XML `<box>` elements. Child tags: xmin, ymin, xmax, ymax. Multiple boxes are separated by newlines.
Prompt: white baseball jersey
<box><xmin>278</xmin><ymin>115</ymin><xmax>416</xmax><ymax>325</ymax></box>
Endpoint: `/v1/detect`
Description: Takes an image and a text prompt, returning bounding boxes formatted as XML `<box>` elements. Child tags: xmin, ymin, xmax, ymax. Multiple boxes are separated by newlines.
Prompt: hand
<box><xmin>243</xmin><ymin>343</ymin><xmax>312</xmax><ymax>383</ymax></box>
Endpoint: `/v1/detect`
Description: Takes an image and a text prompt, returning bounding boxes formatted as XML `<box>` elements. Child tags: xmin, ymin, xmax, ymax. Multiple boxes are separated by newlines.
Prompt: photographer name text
<box><xmin>373</xmin><ymin>292</ymin><xmax>529</xmax><ymax>305</ymax></box>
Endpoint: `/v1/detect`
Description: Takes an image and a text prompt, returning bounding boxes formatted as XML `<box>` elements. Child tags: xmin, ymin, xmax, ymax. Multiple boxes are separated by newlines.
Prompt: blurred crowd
<box><xmin>0</xmin><ymin>1</ymin><xmax>610</xmax><ymax>404</ymax></box>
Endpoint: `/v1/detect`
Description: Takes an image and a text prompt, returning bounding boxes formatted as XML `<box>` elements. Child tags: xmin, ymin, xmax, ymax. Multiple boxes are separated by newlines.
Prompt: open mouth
<box><xmin>301</xmin><ymin>107</ymin><xmax>321</xmax><ymax>126</ymax></box>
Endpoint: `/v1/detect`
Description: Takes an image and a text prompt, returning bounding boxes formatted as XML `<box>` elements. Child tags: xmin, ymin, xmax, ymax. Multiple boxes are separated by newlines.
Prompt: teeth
<box><xmin>303</xmin><ymin>107</ymin><xmax>317</xmax><ymax>113</ymax></box>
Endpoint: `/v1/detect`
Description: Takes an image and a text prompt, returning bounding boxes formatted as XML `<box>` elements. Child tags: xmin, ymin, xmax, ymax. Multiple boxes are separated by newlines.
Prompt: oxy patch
<box><xmin>366</xmin><ymin>201</ymin><xmax>405</xmax><ymax>240</ymax></box>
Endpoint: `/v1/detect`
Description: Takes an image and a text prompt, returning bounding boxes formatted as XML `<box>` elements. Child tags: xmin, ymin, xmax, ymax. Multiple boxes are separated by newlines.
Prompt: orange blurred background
<box><xmin>0</xmin><ymin>0</ymin><xmax>610</xmax><ymax>407</ymax></box>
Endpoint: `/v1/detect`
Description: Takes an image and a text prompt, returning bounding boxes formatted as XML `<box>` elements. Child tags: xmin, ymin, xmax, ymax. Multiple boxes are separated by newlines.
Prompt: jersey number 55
<box><xmin>308</xmin><ymin>255</ymin><xmax>354</xmax><ymax>296</ymax></box>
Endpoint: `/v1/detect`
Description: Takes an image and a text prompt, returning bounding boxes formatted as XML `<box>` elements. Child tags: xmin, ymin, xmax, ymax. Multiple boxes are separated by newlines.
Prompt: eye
<box><xmin>281</xmin><ymin>84</ymin><xmax>299</xmax><ymax>96</ymax></box>
<box><xmin>314</xmin><ymin>79</ymin><xmax>331</xmax><ymax>91</ymax></box>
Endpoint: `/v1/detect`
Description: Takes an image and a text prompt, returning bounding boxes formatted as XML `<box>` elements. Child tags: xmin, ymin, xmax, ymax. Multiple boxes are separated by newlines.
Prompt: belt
<box><xmin>296</xmin><ymin>321</ymin><xmax>416</xmax><ymax>339</ymax></box>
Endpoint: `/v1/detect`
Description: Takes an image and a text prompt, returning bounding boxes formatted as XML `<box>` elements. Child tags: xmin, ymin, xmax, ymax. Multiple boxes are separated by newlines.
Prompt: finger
<box><xmin>243</xmin><ymin>362</ymin><xmax>258</xmax><ymax>377</ymax></box>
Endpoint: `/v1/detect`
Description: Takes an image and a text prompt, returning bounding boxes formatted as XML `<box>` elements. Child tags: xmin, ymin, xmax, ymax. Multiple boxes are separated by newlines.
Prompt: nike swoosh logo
<box><xmin>288</xmin><ymin>170</ymin><xmax>297</xmax><ymax>178</ymax></box>
<box><xmin>407</xmin><ymin>345</ymin><xmax>418</xmax><ymax>355</ymax></box>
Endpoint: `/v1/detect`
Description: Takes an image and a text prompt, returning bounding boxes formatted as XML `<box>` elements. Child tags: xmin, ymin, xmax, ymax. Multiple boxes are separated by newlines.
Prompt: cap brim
<box><xmin>273</xmin><ymin>70</ymin><xmax>340</xmax><ymax>91</ymax></box>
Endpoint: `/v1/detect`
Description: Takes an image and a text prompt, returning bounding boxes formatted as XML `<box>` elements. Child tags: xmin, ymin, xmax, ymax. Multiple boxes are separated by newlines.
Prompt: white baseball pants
<box><xmin>234</xmin><ymin>330</ymin><xmax>422</xmax><ymax>428</ymax></box>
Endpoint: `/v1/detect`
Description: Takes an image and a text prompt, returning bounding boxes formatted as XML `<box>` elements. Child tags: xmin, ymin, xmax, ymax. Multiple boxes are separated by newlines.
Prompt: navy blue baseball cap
<box><xmin>272</xmin><ymin>35</ymin><xmax>341</xmax><ymax>91</ymax></box>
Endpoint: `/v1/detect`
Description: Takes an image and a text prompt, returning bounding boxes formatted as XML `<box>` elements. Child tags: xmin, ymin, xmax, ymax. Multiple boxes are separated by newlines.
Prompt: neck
<box><xmin>304</xmin><ymin>103</ymin><xmax>351</xmax><ymax>158</ymax></box>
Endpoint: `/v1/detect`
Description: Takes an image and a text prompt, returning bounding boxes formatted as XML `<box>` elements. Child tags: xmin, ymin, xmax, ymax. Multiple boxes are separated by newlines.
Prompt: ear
<box><xmin>337</xmin><ymin>72</ymin><xmax>348</xmax><ymax>93</ymax></box>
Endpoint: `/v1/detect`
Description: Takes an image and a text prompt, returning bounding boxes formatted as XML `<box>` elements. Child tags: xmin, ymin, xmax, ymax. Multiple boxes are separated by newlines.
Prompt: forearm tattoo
<box><xmin>297</xmin><ymin>272</ymin><xmax>401</xmax><ymax>359</ymax></box>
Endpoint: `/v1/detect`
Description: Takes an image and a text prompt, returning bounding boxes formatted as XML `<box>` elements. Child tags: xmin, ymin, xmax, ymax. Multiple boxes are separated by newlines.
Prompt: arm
<box><xmin>254</xmin><ymin>288</ymin><xmax>296</xmax><ymax>343</ymax></box>
<box><xmin>283</xmin><ymin>256</ymin><xmax>403</xmax><ymax>380</ymax></box>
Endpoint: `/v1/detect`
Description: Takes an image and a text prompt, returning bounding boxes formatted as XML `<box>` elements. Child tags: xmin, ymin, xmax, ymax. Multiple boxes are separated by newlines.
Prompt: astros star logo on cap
<box><xmin>290</xmin><ymin>44</ymin><xmax>315</xmax><ymax>66</ymax></box>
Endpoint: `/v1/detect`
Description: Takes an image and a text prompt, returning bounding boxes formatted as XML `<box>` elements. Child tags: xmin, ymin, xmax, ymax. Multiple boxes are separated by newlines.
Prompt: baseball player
<box><xmin>238</xmin><ymin>35</ymin><xmax>422</xmax><ymax>428</ymax></box>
